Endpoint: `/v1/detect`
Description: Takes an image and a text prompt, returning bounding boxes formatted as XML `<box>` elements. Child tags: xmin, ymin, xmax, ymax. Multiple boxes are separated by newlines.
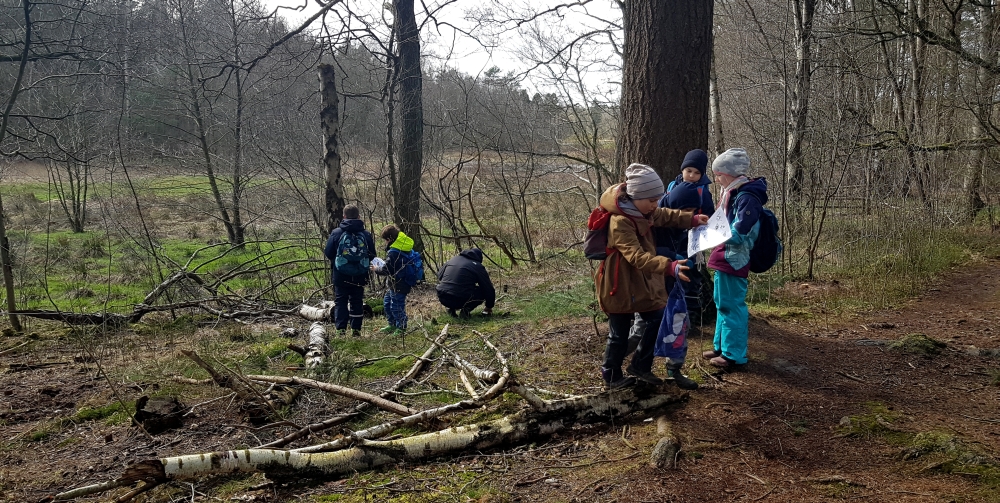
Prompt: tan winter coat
<box><xmin>595</xmin><ymin>183</ymin><xmax>695</xmax><ymax>314</ymax></box>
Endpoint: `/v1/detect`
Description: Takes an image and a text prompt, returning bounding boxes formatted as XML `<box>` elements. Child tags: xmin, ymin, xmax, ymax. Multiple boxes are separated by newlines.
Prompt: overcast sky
<box><xmin>259</xmin><ymin>0</ymin><xmax>622</xmax><ymax>97</ymax></box>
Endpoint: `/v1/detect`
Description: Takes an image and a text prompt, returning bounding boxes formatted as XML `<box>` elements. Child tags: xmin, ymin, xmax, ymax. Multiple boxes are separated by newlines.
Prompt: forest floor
<box><xmin>1</xmin><ymin>261</ymin><xmax>999</xmax><ymax>503</ymax></box>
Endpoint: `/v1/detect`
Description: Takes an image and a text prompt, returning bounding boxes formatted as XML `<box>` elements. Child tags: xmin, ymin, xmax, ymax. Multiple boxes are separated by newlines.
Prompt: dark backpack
<box><xmin>401</xmin><ymin>250</ymin><xmax>424</xmax><ymax>287</ymax></box>
<box><xmin>584</xmin><ymin>206</ymin><xmax>613</xmax><ymax>260</ymax></box>
<box><xmin>334</xmin><ymin>231</ymin><xmax>370</xmax><ymax>276</ymax></box>
<box><xmin>736</xmin><ymin>193</ymin><xmax>782</xmax><ymax>274</ymax></box>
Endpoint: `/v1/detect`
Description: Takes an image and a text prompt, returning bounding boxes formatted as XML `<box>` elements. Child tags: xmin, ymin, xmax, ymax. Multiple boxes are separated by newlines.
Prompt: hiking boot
<box><xmin>336</xmin><ymin>329</ymin><xmax>346</xmax><ymax>337</ymax></box>
<box><xmin>604</xmin><ymin>376</ymin><xmax>636</xmax><ymax>390</ymax></box>
<box><xmin>625</xmin><ymin>365</ymin><xmax>664</xmax><ymax>385</ymax></box>
<box><xmin>702</xmin><ymin>349</ymin><xmax>721</xmax><ymax>359</ymax></box>
<box><xmin>447</xmin><ymin>308</ymin><xmax>458</xmax><ymax>318</ymax></box>
<box><xmin>379</xmin><ymin>325</ymin><xmax>396</xmax><ymax>334</ymax></box>
<box><xmin>667</xmin><ymin>368</ymin><xmax>699</xmax><ymax>390</ymax></box>
<box><xmin>351</xmin><ymin>329</ymin><xmax>362</xmax><ymax>338</ymax></box>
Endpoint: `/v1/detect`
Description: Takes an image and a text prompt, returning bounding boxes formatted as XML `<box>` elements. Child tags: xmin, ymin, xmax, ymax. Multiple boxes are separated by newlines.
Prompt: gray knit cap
<box><xmin>624</xmin><ymin>163</ymin><xmax>664</xmax><ymax>200</ymax></box>
<box><xmin>712</xmin><ymin>148</ymin><xmax>750</xmax><ymax>176</ymax></box>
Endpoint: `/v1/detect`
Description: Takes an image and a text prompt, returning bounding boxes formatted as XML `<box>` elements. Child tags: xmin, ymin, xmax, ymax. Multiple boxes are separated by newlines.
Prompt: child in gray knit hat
<box><xmin>704</xmin><ymin>148</ymin><xmax>770</xmax><ymax>370</ymax></box>
<box><xmin>593</xmin><ymin>163</ymin><xmax>709</xmax><ymax>390</ymax></box>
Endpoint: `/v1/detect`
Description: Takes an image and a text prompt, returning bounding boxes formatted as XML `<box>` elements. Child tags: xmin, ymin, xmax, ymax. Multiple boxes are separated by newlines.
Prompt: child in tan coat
<box><xmin>595</xmin><ymin>164</ymin><xmax>708</xmax><ymax>388</ymax></box>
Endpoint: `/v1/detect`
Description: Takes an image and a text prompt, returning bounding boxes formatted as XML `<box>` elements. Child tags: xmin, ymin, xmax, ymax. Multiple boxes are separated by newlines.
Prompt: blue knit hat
<box><xmin>680</xmin><ymin>149</ymin><xmax>709</xmax><ymax>176</ymax></box>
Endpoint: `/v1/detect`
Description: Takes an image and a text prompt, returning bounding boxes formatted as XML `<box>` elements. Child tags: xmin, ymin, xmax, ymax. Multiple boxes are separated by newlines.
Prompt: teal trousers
<box><xmin>713</xmin><ymin>271</ymin><xmax>749</xmax><ymax>364</ymax></box>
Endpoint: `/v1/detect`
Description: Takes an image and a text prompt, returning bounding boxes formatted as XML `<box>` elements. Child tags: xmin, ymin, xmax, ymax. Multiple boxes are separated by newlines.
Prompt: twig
<box><xmin>183</xmin><ymin>392</ymin><xmax>236</xmax><ymax>417</ymax></box>
<box><xmin>570</xmin><ymin>476</ymin><xmax>606</xmax><ymax>501</ymax></box>
<box><xmin>750</xmin><ymin>486</ymin><xmax>776</xmax><ymax>501</ymax></box>
<box><xmin>246</xmin><ymin>374</ymin><xmax>417</xmax><ymax>416</ymax></box>
<box><xmin>0</xmin><ymin>340</ymin><xmax>29</xmax><ymax>356</ymax></box>
<box><xmin>959</xmin><ymin>414</ymin><xmax>1000</xmax><ymax>424</ymax></box>
<box><xmin>170</xmin><ymin>375</ymin><xmax>212</xmax><ymax>385</ymax></box>
<box><xmin>836</xmin><ymin>371</ymin><xmax>866</xmax><ymax>383</ymax></box>
<box><xmin>459</xmin><ymin>369</ymin><xmax>480</xmax><ymax>400</ymax></box>
<box><xmin>114</xmin><ymin>481</ymin><xmax>159</xmax><ymax>502</ymax></box>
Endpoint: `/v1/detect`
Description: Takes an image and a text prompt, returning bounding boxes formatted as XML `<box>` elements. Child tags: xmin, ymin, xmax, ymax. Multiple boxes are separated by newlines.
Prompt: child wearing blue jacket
<box><xmin>371</xmin><ymin>225</ymin><xmax>415</xmax><ymax>336</ymax></box>
<box><xmin>662</xmin><ymin>149</ymin><xmax>715</xmax><ymax>316</ymax></box>
<box><xmin>705</xmin><ymin>148</ymin><xmax>768</xmax><ymax>369</ymax></box>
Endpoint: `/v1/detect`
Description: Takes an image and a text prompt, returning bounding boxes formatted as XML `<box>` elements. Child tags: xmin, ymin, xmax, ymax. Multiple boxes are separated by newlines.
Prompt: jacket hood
<box><xmin>339</xmin><ymin>218</ymin><xmax>366</xmax><ymax>233</ymax></box>
<box><xmin>459</xmin><ymin>248</ymin><xmax>484</xmax><ymax>262</ymax></box>
<box><xmin>599</xmin><ymin>183</ymin><xmax>627</xmax><ymax>216</ymax></box>
<box><xmin>389</xmin><ymin>231</ymin><xmax>414</xmax><ymax>252</ymax></box>
<box><xmin>738</xmin><ymin>177</ymin><xmax>769</xmax><ymax>205</ymax></box>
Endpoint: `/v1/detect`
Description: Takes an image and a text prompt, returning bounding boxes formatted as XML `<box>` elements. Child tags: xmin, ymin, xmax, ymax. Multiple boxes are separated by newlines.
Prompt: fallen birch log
<box><xmin>257</xmin><ymin>325</ymin><xmax>452</xmax><ymax>449</ymax></box>
<box><xmin>298</xmin><ymin>302</ymin><xmax>334</xmax><ymax>322</ymax></box>
<box><xmin>303</xmin><ymin>322</ymin><xmax>328</xmax><ymax>368</ymax></box>
<box><xmin>53</xmin><ymin>386</ymin><xmax>685</xmax><ymax>500</ymax></box>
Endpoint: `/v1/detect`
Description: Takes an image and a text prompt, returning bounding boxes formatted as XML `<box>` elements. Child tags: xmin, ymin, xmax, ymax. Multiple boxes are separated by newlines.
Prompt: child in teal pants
<box><xmin>705</xmin><ymin>148</ymin><xmax>768</xmax><ymax>369</ymax></box>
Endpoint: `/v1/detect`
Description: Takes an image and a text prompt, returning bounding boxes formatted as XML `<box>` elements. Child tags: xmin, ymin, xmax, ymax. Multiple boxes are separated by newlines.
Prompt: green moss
<box><xmin>837</xmin><ymin>402</ymin><xmax>907</xmax><ymax>442</ymax></box>
<box><xmin>354</xmin><ymin>356</ymin><xmax>415</xmax><ymax>379</ymax></box>
<box><xmin>889</xmin><ymin>333</ymin><xmax>946</xmax><ymax>356</ymax></box>
<box><xmin>73</xmin><ymin>401</ymin><xmax>135</xmax><ymax>425</ymax></box>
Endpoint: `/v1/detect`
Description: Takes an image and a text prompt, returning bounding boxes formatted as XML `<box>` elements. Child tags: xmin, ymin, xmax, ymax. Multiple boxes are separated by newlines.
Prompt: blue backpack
<box><xmin>401</xmin><ymin>250</ymin><xmax>424</xmax><ymax>287</ymax></box>
<box><xmin>737</xmin><ymin>192</ymin><xmax>782</xmax><ymax>274</ymax></box>
<box><xmin>334</xmin><ymin>231</ymin><xmax>370</xmax><ymax>276</ymax></box>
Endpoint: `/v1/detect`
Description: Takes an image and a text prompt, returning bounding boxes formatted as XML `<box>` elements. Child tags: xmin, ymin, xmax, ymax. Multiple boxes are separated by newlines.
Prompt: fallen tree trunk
<box><xmin>303</xmin><ymin>322</ymin><xmax>328</xmax><ymax>368</ymax></box>
<box><xmin>257</xmin><ymin>325</ymin><xmax>452</xmax><ymax>449</ymax></box>
<box><xmin>298</xmin><ymin>302</ymin><xmax>334</xmax><ymax>322</ymax></box>
<box><xmin>54</xmin><ymin>386</ymin><xmax>685</xmax><ymax>500</ymax></box>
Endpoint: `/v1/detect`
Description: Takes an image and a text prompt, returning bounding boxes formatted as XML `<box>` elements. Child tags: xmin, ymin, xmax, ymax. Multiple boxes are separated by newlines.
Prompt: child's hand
<box><xmin>695</xmin><ymin>214</ymin><xmax>709</xmax><ymax>226</ymax></box>
<box><xmin>670</xmin><ymin>262</ymin><xmax>692</xmax><ymax>282</ymax></box>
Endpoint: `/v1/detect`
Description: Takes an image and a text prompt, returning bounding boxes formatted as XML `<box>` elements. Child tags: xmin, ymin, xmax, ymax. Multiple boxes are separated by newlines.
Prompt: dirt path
<box><xmin>494</xmin><ymin>261</ymin><xmax>1000</xmax><ymax>503</ymax></box>
<box><xmin>1</xmin><ymin>264</ymin><xmax>998</xmax><ymax>502</ymax></box>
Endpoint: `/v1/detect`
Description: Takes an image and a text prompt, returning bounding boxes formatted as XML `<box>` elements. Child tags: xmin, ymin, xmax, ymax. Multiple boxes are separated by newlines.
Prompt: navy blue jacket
<box><xmin>323</xmin><ymin>219</ymin><xmax>376</xmax><ymax>286</ymax></box>
<box><xmin>654</xmin><ymin>175</ymin><xmax>716</xmax><ymax>259</ymax></box>
<box><xmin>436</xmin><ymin>248</ymin><xmax>495</xmax><ymax>308</ymax></box>
<box><xmin>709</xmin><ymin>177</ymin><xmax>768</xmax><ymax>277</ymax></box>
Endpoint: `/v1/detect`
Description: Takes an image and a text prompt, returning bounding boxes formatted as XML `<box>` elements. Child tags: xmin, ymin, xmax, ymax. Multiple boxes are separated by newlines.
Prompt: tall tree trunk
<box><xmin>393</xmin><ymin>0</ymin><xmax>424</xmax><ymax>250</ymax></box>
<box><xmin>967</xmin><ymin>2</ymin><xmax>996</xmax><ymax>222</ymax></box>
<box><xmin>786</xmin><ymin>0</ymin><xmax>815</xmax><ymax>200</ymax></box>
<box><xmin>617</xmin><ymin>1</ymin><xmax>713</xmax><ymax>182</ymax></box>
<box><xmin>319</xmin><ymin>63</ymin><xmax>345</xmax><ymax>235</ymax></box>
<box><xmin>0</xmin><ymin>0</ymin><xmax>31</xmax><ymax>333</ymax></box>
<box><xmin>907</xmin><ymin>0</ymin><xmax>932</xmax><ymax>210</ymax></box>
<box><xmin>709</xmin><ymin>46</ymin><xmax>725</xmax><ymax>157</ymax></box>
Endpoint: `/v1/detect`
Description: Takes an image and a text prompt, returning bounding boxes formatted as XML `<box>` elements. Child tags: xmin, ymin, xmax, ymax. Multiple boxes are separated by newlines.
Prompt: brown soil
<box><xmin>2</xmin><ymin>264</ymin><xmax>999</xmax><ymax>502</ymax></box>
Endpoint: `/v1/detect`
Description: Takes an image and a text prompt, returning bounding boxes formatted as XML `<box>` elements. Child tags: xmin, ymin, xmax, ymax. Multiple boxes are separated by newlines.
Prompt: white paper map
<box><xmin>687</xmin><ymin>207</ymin><xmax>732</xmax><ymax>257</ymax></box>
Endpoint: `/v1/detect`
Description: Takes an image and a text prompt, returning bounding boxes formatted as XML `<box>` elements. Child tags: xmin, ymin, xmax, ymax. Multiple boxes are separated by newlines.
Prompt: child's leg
<box><xmin>383</xmin><ymin>289</ymin><xmax>397</xmax><ymax>327</ymax></box>
<box><xmin>629</xmin><ymin>308</ymin><xmax>665</xmax><ymax>373</ymax></box>
<box><xmin>347</xmin><ymin>285</ymin><xmax>364</xmax><ymax>331</ymax></box>
<box><xmin>715</xmin><ymin>272</ymin><xmax>749</xmax><ymax>364</ymax></box>
<box><xmin>713</xmin><ymin>273</ymin><xmax>724</xmax><ymax>353</ymax></box>
<box><xmin>391</xmin><ymin>291</ymin><xmax>408</xmax><ymax>329</ymax></box>
<box><xmin>334</xmin><ymin>285</ymin><xmax>350</xmax><ymax>330</ymax></box>
<box><xmin>626</xmin><ymin>312</ymin><xmax>644</xmax><ymax>356</ymax></box>
<box><xmin>601</xmin><ymin>313</ymin><xmax>633</xmax><ymax>382</ymax></box>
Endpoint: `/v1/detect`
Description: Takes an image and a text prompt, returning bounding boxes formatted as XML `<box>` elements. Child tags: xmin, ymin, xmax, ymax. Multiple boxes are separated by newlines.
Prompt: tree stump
<box><xmin>133</xmin><ymin>396</ymin><xmax>184</xmax><ymax>434</ymax></box>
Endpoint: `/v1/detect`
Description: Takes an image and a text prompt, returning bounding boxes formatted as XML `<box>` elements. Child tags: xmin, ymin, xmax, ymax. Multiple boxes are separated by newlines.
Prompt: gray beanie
<box><xmin>712</xmin><ymin>148</ymin><xmax>751</xmax><ymax>176</ymax></box>
<box><xmin>624</xmin><ymin>163</ymin><xmax>664</xmax><ymax>200</ymax></box>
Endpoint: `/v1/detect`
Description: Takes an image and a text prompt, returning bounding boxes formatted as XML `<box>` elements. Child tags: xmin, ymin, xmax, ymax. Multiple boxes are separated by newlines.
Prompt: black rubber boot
<box><xmin>667</xmin><ymin>367</ymin><xmax>699</xmax><ymax>390</ymax></box>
